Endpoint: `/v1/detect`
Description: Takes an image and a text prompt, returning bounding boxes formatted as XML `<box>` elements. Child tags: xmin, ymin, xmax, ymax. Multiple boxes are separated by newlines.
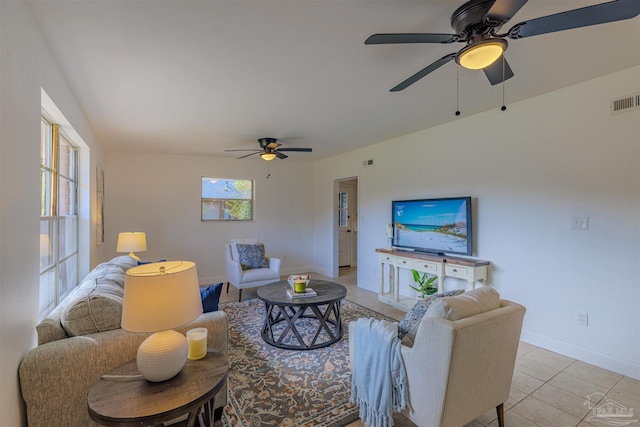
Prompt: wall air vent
<box><xmin>610</xmin><ymin>92</ymin><xmax>640</xmax><ymax>115</ymax></box>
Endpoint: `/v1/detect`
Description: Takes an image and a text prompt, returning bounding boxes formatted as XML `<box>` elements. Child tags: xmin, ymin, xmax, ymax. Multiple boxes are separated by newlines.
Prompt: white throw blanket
<box><xmin>350</xmin><ymin>318</ymin><xmax>408</xmax><ymax>427</ymax></box>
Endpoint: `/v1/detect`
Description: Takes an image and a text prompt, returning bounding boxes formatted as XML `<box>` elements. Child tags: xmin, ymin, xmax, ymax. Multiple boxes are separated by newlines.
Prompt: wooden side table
<box><xmin>88</xmin><ymin>350</ymin><xmax>228</xmax><ymax>427</ymax></box>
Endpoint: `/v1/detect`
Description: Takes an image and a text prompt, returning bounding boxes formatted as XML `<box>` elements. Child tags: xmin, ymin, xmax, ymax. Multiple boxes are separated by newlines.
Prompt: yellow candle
<box><xmin>186</xmin><ymin>328</ymin><xmax>207</xmax><ymax>360</ymax></box>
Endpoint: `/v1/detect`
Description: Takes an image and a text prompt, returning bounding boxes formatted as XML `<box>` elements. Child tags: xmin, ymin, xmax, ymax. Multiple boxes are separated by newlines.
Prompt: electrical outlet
<box><xmin>577</xmin><ymin>312</ymin><xmax>588</xmax><ymax>327</ymax></box>
<box><xmin>571</xmin><ymin>216</ymin><xmax>589</xmax><ymax>230</ymax></box>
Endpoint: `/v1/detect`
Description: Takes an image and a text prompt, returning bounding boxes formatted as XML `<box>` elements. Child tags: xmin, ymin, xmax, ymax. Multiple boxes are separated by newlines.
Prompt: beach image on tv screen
<box><xmin>394</xmin><ymin>199</ymin><xmax>468</xmax><ymax>253</ymax></box>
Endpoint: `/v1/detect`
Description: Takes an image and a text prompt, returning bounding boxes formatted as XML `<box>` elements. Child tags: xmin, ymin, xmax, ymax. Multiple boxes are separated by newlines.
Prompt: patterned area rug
<box><xmin>220</xmin><ymin>298</ymin><xmax>392</xmax><ymax>427</ymax></box>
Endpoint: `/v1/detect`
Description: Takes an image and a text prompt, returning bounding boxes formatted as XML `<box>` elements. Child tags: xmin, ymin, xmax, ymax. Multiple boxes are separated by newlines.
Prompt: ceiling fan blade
<box><xmin>390</xmin><ymin>53</ymin><xmax>456</xmax><ymax>92</ymax></box>
<box><xmin>483</xmin><ymin>55</ymin><xmax>515</xmax><ymax>86</ymax></box>
<box><xmin>484</xmin><ymin>0</ymin><xmax>528</xmax><ymax>26</ymax></box>
<box><xmin>365</xmin><ymin>33</ymin><xmax>458</xmax><ymax>45</ymax></box>
<box><xmin>225</xmin><ymin>149</ymin><xmax>261</xmax><ymax>152</ymax></box>
<box><xmin>237</xmin><ymin>152</ymin><xmax>260</xmax><ymax>159</ymax></box>
<box><xmin>266</xmin><ymin>142</ymin><xmax>280</xmax><ymax>149</ymax></box>
<box><xmin>275</xmin><ymin>151</ymin><xmax>288</xmax><ymax>159</ymax></box>
<box><xmin>506</xmin><ymin>0</ymin><xmax>640</xmax><ymax>39</ymax></box>
<box><xmin>276</xmin><ymin>148</ymin><xmax>312</xmax><ymax>152</ymax></box>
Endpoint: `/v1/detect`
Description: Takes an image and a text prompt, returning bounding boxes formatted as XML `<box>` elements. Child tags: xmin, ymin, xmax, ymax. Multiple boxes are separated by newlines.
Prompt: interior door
<box><xmin>338</xmin><ymin>180</ymin><xmax>357</xmax><ymax>267</ymax></box>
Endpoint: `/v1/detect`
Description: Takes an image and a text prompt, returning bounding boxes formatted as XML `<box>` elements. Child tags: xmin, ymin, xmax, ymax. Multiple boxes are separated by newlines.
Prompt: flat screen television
<box><xmin>392</xmin><ymin>197</ymin><xmax>472</xmax><ymax>256</ymax></box>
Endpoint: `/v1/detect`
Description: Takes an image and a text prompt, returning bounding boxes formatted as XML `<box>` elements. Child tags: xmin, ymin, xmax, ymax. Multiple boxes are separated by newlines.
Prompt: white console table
<box><xmin>376</xmin><ymin>248</ymin><xmax>491</xmax><ymax>311</ymax></box>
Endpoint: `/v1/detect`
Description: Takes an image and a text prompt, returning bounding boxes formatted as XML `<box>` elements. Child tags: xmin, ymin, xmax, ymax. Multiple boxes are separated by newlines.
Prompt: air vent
<box><xmin>610</xmin><ymin>92</ymin><xmax>640</xmax><ymax>115</ymax></box>
<box><xmin>363</xmin><ymin>159</ymin><xmax>374</xmax><ymax>167</ymax></box>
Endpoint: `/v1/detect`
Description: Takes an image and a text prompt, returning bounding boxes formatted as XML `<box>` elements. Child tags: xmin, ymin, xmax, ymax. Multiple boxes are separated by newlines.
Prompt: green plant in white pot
<box><xmin>410</xmin><ymin>269</ymin><xmax>438</xmax><ymax>298</ymax></box>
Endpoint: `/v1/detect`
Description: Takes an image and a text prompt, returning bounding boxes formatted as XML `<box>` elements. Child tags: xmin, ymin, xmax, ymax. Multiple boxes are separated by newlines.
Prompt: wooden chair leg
<box><xmin>226</xmin><ymin>282</ymin><xmax>230</xmax><ymax>293</ymax></box>
<box><xmin>496</xmin><ymin>403</ymin><xmax>504</xmax><ymax>427</ymax></box>
<box><xmin>238</xmin><ymin>289</ymin><xmax>243</xmax><ymax>302</ymax></box>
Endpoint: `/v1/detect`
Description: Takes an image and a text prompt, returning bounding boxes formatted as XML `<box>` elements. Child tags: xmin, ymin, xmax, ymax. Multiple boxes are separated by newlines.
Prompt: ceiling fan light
<box><xmin>457</xmin><ymin>39</ymin><xmax>507</xmax><ymax>70</ymax></box>
<box><xmin>260</xmin><ymin>152</ymin><xmax>276</xmax><ymax>161</ymax></box>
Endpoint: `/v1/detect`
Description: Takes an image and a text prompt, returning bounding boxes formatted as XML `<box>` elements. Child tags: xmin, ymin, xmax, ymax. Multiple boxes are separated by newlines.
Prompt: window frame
<box><xmin>201</xmin><ymin>177</ymin><xmax>255</xmax><ymax>221</ymax></box>
<box><xmin>39</xmin><ymin>114</ymin><xmax>79</xmax><ymax>320</ymax></box>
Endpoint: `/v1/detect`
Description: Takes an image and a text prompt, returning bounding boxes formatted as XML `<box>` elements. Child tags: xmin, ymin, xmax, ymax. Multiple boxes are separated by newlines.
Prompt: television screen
<box><xmin>392</xmin><ymin>197</ymin><xmax>472</xmax><ymax>256</ymax></box>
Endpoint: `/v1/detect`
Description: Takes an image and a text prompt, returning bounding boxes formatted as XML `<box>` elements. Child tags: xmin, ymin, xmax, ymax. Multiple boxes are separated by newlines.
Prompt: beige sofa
<box><xmin>19</xmin><ymin>256</ymin><xmax>228</xmax><ymax>427</ymax></box>
<box><xmin>350</xmin><ymin>287</ymin><xmax>525</xmax><ymax>427</ymax></box>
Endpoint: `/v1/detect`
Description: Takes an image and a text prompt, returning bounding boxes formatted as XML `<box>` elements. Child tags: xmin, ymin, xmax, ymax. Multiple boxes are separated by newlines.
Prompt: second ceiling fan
<box><xmin>225</xmin><ymin>138</ymin><xmax>312</xmax><ymax>161</ymax></box>
<box><xmin>366</xmin><ymin>0</ymin><xmax>640</xmax><ymax>91</ymax></box>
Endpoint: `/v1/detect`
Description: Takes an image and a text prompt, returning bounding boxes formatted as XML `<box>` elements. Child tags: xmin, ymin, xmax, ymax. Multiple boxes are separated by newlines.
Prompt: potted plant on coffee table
<box><xmin>410</xmin><ymin>269</ymin><xmax>438</xmax><ymax>298</ymax></box>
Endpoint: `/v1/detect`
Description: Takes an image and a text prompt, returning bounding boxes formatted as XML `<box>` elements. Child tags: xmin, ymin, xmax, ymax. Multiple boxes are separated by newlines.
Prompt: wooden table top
<box><xmin>88</xmin><ymin>350</ymin><xmax>227</xmax><ymax>426</ymax></box>
<box><xmin>257</xmin><ymin>279</ymin><xmax>347</xmax><ymax>306</ymax></box>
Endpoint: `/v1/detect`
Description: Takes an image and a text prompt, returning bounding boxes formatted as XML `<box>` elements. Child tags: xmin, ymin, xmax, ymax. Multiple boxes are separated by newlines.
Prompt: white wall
<box><xmin>313</xmin><ymin>67</ymin><xmax>640</xmax><ymax>379</ymax></box>
<box><xmin>0</xmin><ymin>2</ymin><xmax>105</xmax><ymax>425</ymax></box>
<box><xmin>104</xmin><ymin>152</ymin><xmax>316</xmax><ymax>282</ymax></box>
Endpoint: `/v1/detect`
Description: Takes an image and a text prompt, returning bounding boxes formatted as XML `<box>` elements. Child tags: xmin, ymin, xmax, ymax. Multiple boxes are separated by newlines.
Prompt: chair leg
<box><xmin>496</xmin><ymin>403</ymin><xmax>504</xmax><ymax>427</ymax></box>
<box><xmin>226</xmin><ymin>282</ymin><xmax>230</xmax><ymax>293</ymax></box>
<box><xmin>238</xmin><ymin>289</ymin><xmax>243</xmax><ymax>302</ymax></box>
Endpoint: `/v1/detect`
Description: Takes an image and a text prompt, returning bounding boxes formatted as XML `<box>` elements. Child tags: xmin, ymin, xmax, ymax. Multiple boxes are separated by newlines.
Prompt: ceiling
<box><xmin>27</xmin><ymin>0</ymin><xmax>640</xmax><ymax>161</ymax></box>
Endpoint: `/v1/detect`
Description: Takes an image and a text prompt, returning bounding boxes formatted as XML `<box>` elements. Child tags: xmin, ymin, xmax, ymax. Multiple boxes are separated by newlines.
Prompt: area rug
<box><xmin>220</xmin><ymin>298</ymin><xmax>393</xmax><ymax>427</ymax></box>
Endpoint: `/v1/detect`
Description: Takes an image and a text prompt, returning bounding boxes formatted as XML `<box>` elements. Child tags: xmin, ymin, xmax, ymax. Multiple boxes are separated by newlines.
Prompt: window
<box><xmin>40</xmin><ymin>116</ymin><xmax>79</xmax><ymax>320</ymax></box>
<box><xmin>338</xmin><ymin>191</ymin><xmax>348</xmax><ymax>227</ymax></box>
<box><xmin>201</xmin><ymin>177</ymin><xmax>254</xmax><ymax>221</ymax></box>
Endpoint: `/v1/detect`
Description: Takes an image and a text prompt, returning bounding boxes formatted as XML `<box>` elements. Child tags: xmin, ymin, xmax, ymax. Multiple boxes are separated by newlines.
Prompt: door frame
<box><xmin>332</xmin><ymin>176</ymin><xmax>358</xmax><ymax>277</ymax></box>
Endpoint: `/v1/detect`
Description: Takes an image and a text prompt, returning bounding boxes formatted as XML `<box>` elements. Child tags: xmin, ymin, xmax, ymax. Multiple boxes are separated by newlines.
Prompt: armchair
<box><xmin>350</xmin><ymin>287</ymin><xmax>525</xmax><ymax>427</ymax></box>
<box><xmin>224</xmin><ymin>240</ymin><xmax>281</xmax><ymax>301</ymax></box>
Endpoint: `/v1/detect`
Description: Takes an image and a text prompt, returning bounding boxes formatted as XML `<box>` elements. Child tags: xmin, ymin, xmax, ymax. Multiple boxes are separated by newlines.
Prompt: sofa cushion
<box><xmin>200</xmin><ymin>283</ymin><xmax>223</xmax><ymax>312</ymax></box>
<box><xmin>398</xmin><ymin>289</ymin><xmax>464</xmax><ymax>347</ymax></box>
<box><xmin>60</xmin><ymin>279</ymin><xmax>124</xmax><ymax>337</ymax></box>
<box><xmin>425</xmin><ymin>286</ymin><xmax>500</xmax><ymax>321</ymax></box>
<box><xmin>236</xmin><ymin>243</ymin><xmax>268</xmax><ymax>270</ymax></box>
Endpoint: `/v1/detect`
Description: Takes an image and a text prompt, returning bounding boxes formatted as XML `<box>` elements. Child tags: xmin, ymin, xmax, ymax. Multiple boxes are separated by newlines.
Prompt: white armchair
<box><xmin>224</xmin><ymin>241</ymin><xmax>281</xmax><ymax>301</ymax></box>
<box><xmin>350</xmin><ymin>287</ymin><xmax>526</xmax><ymax>427</ymax></box>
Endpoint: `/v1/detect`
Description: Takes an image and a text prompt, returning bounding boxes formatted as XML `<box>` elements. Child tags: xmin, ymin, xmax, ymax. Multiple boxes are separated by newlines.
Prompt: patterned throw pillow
<box><xmin>398</xmin><ymin>289</ymin><xmax>465</xmax><ymax>346</ymax></box>
<box><xmin>236</xmin><ymin>243</ymin><xmax>268</xmax><ymax>270</ymax></box>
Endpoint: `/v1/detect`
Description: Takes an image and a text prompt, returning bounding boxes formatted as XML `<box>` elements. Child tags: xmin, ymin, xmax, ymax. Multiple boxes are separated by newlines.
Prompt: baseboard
<box><xmin>520</xmin><ymin>330</ymin><xmax>640</xmax><ymax>380</ymax></box>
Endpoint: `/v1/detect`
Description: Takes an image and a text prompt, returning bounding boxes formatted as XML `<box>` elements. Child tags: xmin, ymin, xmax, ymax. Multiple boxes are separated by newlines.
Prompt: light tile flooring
<box><xmin>220</xmin><ymin>268</ymin><xmax>639</xmax><ymax>427</ymax></box>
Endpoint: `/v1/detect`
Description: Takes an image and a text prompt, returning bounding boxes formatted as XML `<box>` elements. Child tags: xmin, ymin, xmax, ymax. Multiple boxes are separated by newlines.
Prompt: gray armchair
<box><xmin>224</xmin><ymin>241</ymin><xmax>281</xmax><ymax>301</ymax></box>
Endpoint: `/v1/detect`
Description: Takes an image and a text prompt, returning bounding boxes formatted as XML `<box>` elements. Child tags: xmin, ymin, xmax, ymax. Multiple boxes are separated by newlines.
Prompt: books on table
<box><xmin>286</xmin><ymin>288</ymin><xmax>317</xmax><ymax>298</ymax></box>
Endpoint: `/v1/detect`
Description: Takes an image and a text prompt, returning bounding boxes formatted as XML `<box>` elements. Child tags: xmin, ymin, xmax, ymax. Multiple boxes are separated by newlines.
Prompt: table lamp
<box><xmin>116</xmin><ymin>232</ymin><xmax>147</xmax><ymax>261</ymax></box>
<box><xmin>121</xmin><ymin>261</ymin><xmax>203</xmax><ymax>382</ymax></box>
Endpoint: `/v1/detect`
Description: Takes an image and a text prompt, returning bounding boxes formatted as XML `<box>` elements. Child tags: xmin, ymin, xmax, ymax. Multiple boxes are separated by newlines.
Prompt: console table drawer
<box><xmin>379</xmin><ymin>253</ymin><xmax>395</xmax><ymax>263</ymax></box>
<box><xmin>445</xmin><ymin>265</ymin><xmax>470</xmax><ymax>280</ymax></box>
<box><xmin>395</xmin><ymin>258</ymin><xmax>414</xmax><ymax>268</ymax></box>
<box><xmin>414</xmin><ymin>261</ymin><xmax>439</xmax><ymax>274</ymax></box>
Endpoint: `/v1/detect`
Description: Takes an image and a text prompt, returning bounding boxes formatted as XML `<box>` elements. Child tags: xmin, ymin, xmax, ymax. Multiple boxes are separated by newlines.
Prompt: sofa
<box><xmin>19</xmin><ymin>256</ymin><xmax>228</xmax><ymax>427</ymax></box>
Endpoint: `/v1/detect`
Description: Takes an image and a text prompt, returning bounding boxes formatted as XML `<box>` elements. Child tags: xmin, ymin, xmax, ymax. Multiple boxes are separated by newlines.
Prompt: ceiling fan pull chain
<box><xmin>455</xmin><ymin>65</ymin><xmax>461</xmax><ymax>116</ymax></box>
<box><xmin>500</xmin><ymin>55</ymin><xmax>507</xmax><ymax>112</ymax></box>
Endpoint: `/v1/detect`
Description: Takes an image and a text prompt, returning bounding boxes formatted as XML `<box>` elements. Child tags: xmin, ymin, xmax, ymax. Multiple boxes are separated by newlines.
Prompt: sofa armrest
<box><xmin>19</xmin><ymin>311</ymin><xmax>228</xmax><ymax>427</ymax></box>
<box><xmin>266</xmin><ymin>256</ymin><xmax>281</xmax><ymax>275</ymax></box>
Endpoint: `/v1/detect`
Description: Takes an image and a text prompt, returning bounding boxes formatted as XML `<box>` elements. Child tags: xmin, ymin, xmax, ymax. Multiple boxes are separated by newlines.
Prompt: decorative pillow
<box><xmin>236</xmin><ymin>243</ymin><xmax>268</xmax><ymax>270</ymax></box>
<box><xmin>200</xmin><ymin>283</ymin><xmax>223</xmax><ymax>312</ymax></box>
<box><xmin>425</xmin><ymin>286</ymin><xmax>500</xmax><ymax>321</ymax></box>
<box><xmin>398</xmin><ymin>289</ymin><xmax>465</xmax><ymax>346</ymax></box>
<box><xmin>230</xmin><ymin>238</ymin><xmax>259</xmax><ymax>261</ymax></box>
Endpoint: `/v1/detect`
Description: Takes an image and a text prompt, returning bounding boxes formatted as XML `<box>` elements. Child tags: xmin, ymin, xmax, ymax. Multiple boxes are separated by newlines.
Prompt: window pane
<box><xmin>58</xmin><ymin>177</ymin><xmax>76</xmax><ymax>216</ymax></box>
<box><xmin>202</xmin><ymin>201</ymin><xmax>224</xmax><ymax>220</ymax></box>
<box><xmin>40</xmin><ymin>168</ymin><xmax>52</xmax><ymax>217</ymax></box>
<box><xmin>58</xmin><ymin>256</ymin><xmax>77</xmax><ymax>302</ymax></box>
<box><xmin>58</xmin><ymin>137</ymin><xmax>76</xmax><ymax>179</ymax></box>
<box><xmin>202</xmin><ymin>177</ymin><xmax>253</xmax><ymax>221</ymax></box>
<box><xmin>58</xmin><ymin>217</ymin><xmax>78</xmax><ymax>259</ymax></box>
<box><xmin>224</xmin><ymin>200</ymin><xmax>252</xmax><ymax>220</ymax></box>
<box><xmin>40</xmin><ymin>220</ymin><xmax>54</xmax><ymax>271</ymax></box>
<box><xmin>39</xmin><ymin>270</ymin><xmax>56</xmax><ymax>321</ymax></box>
<box><xmin>202</xmin><ymin>178</ymin><xmax>252</xmax><ymax>199</ymax></box>
<box><xmin>41</xmin><ymin>119</ymin><xmax>52</xmax><ymax>168</ymax></box>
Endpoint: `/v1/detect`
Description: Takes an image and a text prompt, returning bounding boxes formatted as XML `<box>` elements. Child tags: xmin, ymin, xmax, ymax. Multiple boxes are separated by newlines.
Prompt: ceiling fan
<box><xmin>366</xmin><ymin>0</ymin><xmax>640</xmax><ymax>91</ymax></box>
<box><xmin>224</xmin><ymin>138</ymin><xmax>312</xmax><ymax>161</ymax></box>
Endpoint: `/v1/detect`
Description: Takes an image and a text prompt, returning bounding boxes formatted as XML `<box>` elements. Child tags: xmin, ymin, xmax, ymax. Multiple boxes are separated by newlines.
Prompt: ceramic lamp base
<box><xmin>136</xmin><ymin>330</ymin><xmax>188</xmax><ymax>382</ymax></box>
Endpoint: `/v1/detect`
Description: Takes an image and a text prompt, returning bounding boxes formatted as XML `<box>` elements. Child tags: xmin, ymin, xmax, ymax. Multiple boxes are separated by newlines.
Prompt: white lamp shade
<box><xmin>116</xmin><ymin>232</ymin><xmax>147</xmax><ymax>253</ymax></box>
<box><xmin>121</xmin><ymin>261</ymin><xmax>203</xmax><ymax>332</ymax></box>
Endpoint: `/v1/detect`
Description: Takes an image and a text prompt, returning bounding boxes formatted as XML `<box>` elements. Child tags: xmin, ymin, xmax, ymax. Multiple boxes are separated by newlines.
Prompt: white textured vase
<box><xmin>136</xmin><ymin>330</ymin><xmax>188</xmax><ymax>382</ymax></box>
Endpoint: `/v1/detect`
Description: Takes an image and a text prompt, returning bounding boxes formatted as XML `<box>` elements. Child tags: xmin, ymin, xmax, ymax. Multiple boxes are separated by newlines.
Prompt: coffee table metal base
<box><xmin>261</xmin><ymin>301</ymin><xmax>344</xmax><ymax>350</ymax></box>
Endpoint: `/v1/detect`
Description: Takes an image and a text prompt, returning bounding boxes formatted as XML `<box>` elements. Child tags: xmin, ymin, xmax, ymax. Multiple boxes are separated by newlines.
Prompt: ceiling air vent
<box><xmin>610</xmin><ymin>92</ymin><xmax>640</xmax><ymax>115</ymax></box>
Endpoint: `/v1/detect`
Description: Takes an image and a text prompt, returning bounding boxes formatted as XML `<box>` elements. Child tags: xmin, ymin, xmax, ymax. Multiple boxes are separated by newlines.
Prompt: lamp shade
<box><xmin>122</xmin><ymin>261</ymin><xmax>203</xmax><ymax>333</ymax></box>
<box><xmin>116</xmin><ymin>232</ymin><xmax>147</xmax><ymax>253</ymax></box>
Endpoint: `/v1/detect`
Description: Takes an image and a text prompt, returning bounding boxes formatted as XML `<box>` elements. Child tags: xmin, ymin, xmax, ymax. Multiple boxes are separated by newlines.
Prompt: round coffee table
<box><xmin>257</xmin><ymin>280</ymin><xmax>347</xmax><ymax>350</ymax></box>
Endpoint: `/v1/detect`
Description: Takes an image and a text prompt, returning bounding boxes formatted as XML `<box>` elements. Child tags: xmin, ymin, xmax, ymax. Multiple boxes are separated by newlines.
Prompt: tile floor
<box><xmin>220</xmin><ymin>268</ymin><xmax>639</xmax><ymax>427</ymax></box>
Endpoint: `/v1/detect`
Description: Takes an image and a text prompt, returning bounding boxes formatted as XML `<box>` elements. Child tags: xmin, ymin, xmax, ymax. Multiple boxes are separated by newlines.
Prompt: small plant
<box><xmin>410</xmin><ymin>269</ymin><xmax>438</xmax><ymax>298</ymax></box>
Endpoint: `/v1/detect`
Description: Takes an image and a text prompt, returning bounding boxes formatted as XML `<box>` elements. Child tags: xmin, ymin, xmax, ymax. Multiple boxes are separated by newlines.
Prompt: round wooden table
<box><xmin>257</xmin><ymin>279</ymin><xmax>347</xmax><ymax>350</ymax></box>
<box><xmin>88</xmin><ymin>350</ymin><xmax>227</xmax><ymax>427</ymax></box>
